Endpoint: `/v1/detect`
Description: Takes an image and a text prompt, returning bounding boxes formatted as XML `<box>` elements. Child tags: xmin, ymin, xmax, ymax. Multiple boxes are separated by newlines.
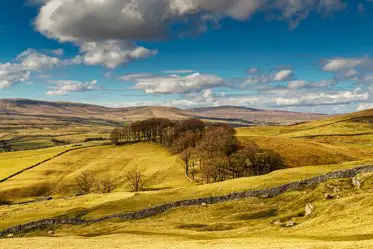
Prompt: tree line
<box><xmin>110</xmin><ymin>118</ymin><xmax>284</xmax><ymax>184</ymax></box>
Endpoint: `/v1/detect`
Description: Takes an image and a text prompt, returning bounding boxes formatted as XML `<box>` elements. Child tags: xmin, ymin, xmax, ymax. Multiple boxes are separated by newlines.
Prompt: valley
<box><xmin>1</xmin><ymin>100</ymin><xmax>373</xmax><ymax>248</ymax></box>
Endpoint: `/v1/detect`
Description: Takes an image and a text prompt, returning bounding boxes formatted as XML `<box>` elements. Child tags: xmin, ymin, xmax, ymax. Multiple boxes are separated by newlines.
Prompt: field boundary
<box><xmin>0</xmin><ymin>144</ymin><xmax>109</xmax><ymax>184</ymax></box>
<box><xmin>1</xmin><ymin>164</ymin><xmax>373</xmax><ymax>237</ymax></box>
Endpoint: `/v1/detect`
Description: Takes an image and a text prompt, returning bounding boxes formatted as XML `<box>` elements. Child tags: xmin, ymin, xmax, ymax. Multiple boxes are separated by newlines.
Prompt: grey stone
<box><xmin>284</xmin><ymin>220</ymin><xmax>296</xmax><ymax>227</ymax></box>
<box><xmin>305</xmin><ymin>203</ymin><xmax>314</xmax><ymax>217</ymax></box>
<box><xmin>352</xmin><ymin>177</ymin><xmax>361</xmax><ymax>189</ymax></box>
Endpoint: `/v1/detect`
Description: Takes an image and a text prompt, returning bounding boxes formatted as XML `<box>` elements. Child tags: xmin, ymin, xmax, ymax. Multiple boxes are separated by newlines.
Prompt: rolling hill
<box><xmin>0</xmin><ymin>107</ymin><xmax>373</xmax><ymax>248</ymax></box>
<box><xmin>0</xmin><ymin>98</ymin><xmax>326</xmax><ymax>127</ymax></box>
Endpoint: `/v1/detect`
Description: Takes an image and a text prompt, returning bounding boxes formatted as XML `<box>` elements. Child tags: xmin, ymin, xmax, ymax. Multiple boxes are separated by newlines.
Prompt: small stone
<box><xmin>305</xmin><ymin>203</ymin><xmax>314</xmax><ymax>217</ymax></box>
<box><xmin>284</xmin><ymin>220</ymin><xmax>296</xmax><ymax>227</ymax></box>
<box><xmin>273</xmin><ymin>220</ymin><xmax>281</xmax><ymax>225</ymax></box>
<box><xmin>325</xmin><ymin>193</ymin><xmax>334</xmax><ymax>199</ymax></box>
<box><xmin>48</xmin><ymin>230</ymin><xmax>55</xmax><ymax>235</ymax></box>
<box><xmin>7</xmin><ymin>234</ymin><xmax>14</xmax><ymax>238</ymax></box>
<box><xmin>333</xmin><ymin>187</ymin><xmax>341</xmax><ymax>193</ymax></box>
<box><xmin>201</xmin><ymin>203</ymin><xmax>207</xmax><ymax>207</ymax></box>
<box><xmin>352</xmin><ymin>177</ymin><xmax>361</xmax><ymax>189</ymax></box>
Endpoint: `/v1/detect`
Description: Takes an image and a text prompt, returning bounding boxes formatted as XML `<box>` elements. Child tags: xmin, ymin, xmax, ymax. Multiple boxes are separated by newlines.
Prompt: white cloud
<box><xmin>357</xmin><ymin>103</ymin><xmax>373</xmax><ymax>111</ymax></box>
<box><xmin>273</xmin><ymin>69</ymin><xmax>293</xmax><ymax>81</ymax></box>
<box><xmin>35</xmin><ymin>0</ymin><xmax>345</xmax><ymax>44</ymax></box>
<box><xmin>80</xmin><ymin>40</ymin><xmax>157</xmax><ymax>69</ymax></box>
<box><xmin>122</xmin><ymin>72</ymin><xmax>227</xmax><ymax>94</ymax></box>
<box><xmin>288</xmin><ymin>80</ymin><xmax>307</xmax><ymax>89</ymax></box>
<box><xmin>323</xmin><ymin>58</ymin><xmax>367</xmax><ymax>72</ymax></box>
<box><xmin>17</xmin><ymin>49</ymin><xmax>60</xmax><ymax>71</ymax></box>
<box><xmin>275</xmin><ymin>89</ymin><xmax>369</xmax><ymax>107</ymax></box>
<box><xmin>51</xmin><ymin>48</ymin><xmax>64</xmax><ymax>56</ymax></box>
<box><xmin>16</xmin><ymin>49</ymin><xmax>82</xmax><ymax>71</ymax></box>
<box><xmin>244</xmin><ymin>69</ymin><xmax>293</xmax><ymax>85</ymax></box>
<box><xmin>32</xmin><ymin>0</ymin><xmax>346</xmax><ymax>69</ymax></box>
<box><xmin>46</xmin><ymin>80</ymin><xmax>97</xmax><ymax>96</ymax></box>
<box><xmin>0</xmin><ymin>63</ymin><xmax>30</xmax><ymax>89</ymax></box>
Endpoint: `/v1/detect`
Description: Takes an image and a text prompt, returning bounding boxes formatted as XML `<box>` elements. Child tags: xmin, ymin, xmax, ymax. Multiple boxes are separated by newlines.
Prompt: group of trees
<box><xmin>110</xmin><ymin>118</ymin><xmax>284</xmax><ymax>184</ymax></box>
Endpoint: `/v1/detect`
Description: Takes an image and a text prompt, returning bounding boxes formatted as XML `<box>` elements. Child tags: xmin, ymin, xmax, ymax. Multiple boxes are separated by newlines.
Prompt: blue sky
<box><xmin>1</xmin><ymin>0</ymin><xmax>373</xmax><ymax>114</ymax></box>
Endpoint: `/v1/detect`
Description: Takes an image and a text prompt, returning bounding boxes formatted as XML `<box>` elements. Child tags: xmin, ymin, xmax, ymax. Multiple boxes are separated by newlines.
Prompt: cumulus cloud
<box><xmin>0</xmin><ymin>63</ymin><xmax>30</xmax><ymax>89</ymax></box>
<box><xmin>274</xmin><ymin>89</ymin><xmax>369</xmax><ymax>107</ymax></box>
<box><xmin>16</xmin><ymin>49</ymin><xmax>61</xmax><ymax>71</ymax></box>
<box><xmin>46</xmin><ymin>79</ymin><xmax>97</xmax><ymax>96</ymax></box>
<box><xmin>287</xmin><ymin>80</ymin><xmax>307</xmax><ymax>89</ymax></box>
<box><xmin>121</xmin><ymin>72</ymin><xmax>227</xmax><ymax>94</ymax></box>
<box><xmin>80</xmin><ymin>40</ymin><xmax>157</xmax><ymax>69</ymax></box>
<box><xmin>357</xmin><ymin>103</ymin><xmax>373</xmax><ymax>111</ymax></box>
<box><xmin>323</xmin><ymin>58</ymin><xmax>367</xmax><ymax>72</ymax></box>
<box><xmin>35</xmin><ymin>0</ymin><xmax>346</xmax><ymax>43</ymax></box>
<box><xmin>32</xmin><ymin>0</ymin><xmax>346</xmax><ymax>69</ymax></box>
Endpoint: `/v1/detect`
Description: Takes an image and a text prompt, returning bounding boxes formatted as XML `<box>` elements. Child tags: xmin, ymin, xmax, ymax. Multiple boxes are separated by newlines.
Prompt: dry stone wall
<box><xmin>1</xmin><ymin>165</ymin><xmax>373</xmax><ymax>237</ymax></box>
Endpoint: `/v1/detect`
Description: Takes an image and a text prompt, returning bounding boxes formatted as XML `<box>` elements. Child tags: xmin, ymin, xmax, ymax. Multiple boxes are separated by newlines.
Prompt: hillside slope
<box><xmin>0</xmin><ymin>99</ymin><xmax>326</xmax><ymax>126</ymax></box>
<box><xmin>0</xmin><ymin>143</ymin><xmax>191</xmax><ymax>198</ymax></box>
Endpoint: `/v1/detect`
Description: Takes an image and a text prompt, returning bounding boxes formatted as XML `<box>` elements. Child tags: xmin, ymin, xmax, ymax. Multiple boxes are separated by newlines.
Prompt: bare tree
<box><xmin>76</xmin><ymin>172</ymin><xmax>94</xmax><ymax>194</ymax></box>
<box><xmin>98</xmin><ymin>178</ymin><xmax>116</xmax><ymax>193</ymax></box>
<box><xmin>126</xmin><ymin>168</ymin><xmax>145</xmax><ymax>192</ymax></box>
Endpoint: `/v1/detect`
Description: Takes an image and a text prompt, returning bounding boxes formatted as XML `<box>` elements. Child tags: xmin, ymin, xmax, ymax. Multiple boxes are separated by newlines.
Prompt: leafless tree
<box><xmin>76</xmin><ymin>172</ymin><xmax>95</xmax><ymax>194</ymax></box>
<box><xmin>98</xmin><ymin>178</ymin><xmax>116</xmax><ymax>193</ymax></box>
<box><xmin>126</xmin><ymin>168</ymin><xmax>145</xmax><ymax>192</ymax></box>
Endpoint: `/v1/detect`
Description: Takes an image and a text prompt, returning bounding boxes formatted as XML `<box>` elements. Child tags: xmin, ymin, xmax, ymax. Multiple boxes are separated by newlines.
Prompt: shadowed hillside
<box><xmin>0</xmin><ymin>99</ymin><xmax>326</xmax><ymax>127</ymax></box>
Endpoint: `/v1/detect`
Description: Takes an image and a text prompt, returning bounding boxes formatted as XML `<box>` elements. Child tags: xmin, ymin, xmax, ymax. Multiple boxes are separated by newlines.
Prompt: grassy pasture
<box><xmin>0</xmin><ymin>146</ymin><xmax>71</xmax><ymax>181</ymax></box>
<box><xmin>0</xmin><ymin>143</ymin><xmax>191</xmax><ymax>199</ymax></box>
<box><xmin>2</xmin><ymin>171</ymin><xmax>373</xmax><ymax>249</ymax></box>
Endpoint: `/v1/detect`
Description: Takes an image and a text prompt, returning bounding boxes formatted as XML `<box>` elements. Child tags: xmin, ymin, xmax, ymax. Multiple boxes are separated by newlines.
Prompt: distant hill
<box><xmin>186</xmin><ymin>105</ymin><xmax>326</xmax><ymax>125</ymax></box>
<box><xmin>0</xmin><ymin>98</ymin><xmax>327</xmax><ymax>127</ymax></box>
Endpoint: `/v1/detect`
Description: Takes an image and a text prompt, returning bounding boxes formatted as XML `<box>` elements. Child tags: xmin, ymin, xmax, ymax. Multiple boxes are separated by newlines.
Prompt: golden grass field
<box><xmin>1</xmin><ymin>108</ymin><xmax>373</xmax><ymax>248</ymax></box>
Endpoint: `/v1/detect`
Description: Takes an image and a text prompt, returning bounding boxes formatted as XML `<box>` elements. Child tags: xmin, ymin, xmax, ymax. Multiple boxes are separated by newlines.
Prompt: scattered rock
<box><xmin>218</xmin><ymin>188</ymin><xmax>222</xmax><ymax>191</ymax></box>
<box><xmin>325</xmin><ymin>193</ymin><xmax>334</xmax><ymax>200</ymax></box>
<box><xmin>305</xmin><ymin>203</ymin><xmax>314</xmax><ymax>217</ymax></box>
<box><xmin>48</xmin><ymin>230</ymin><xmax>55</xmax><ymax>235</ymax></box>
<box><xmin>273</xmin><ymin>220</ymin><xmax>281</xmax><ymax>225</ymax></box>
<box><xmin>7</xmin><ymin>234</ymin><xmax>14</xmax><ymax>239</ymax></box>
<box><xmin>333</xmin><ymin>187</ymin><xmax>341</xmax><ymax>193</ymax></box>
<box><xmin>284</xmin><ymin>220</ymin><xmax>296</xmax><ymax>228</ymax></box>
<box><xmin>36</xmin><ymin>196</ymin><xmax>53</xmax><ymax>202</ymax></box>
<box><xmin>201</xmin><ymin>203</ymin><xmax>207</xmax><ymax>207</ymax></box>
<box><xmin>352</xmin><ymin>177</ymin><xmax>361</xmax><ymax>189</ymax></box>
